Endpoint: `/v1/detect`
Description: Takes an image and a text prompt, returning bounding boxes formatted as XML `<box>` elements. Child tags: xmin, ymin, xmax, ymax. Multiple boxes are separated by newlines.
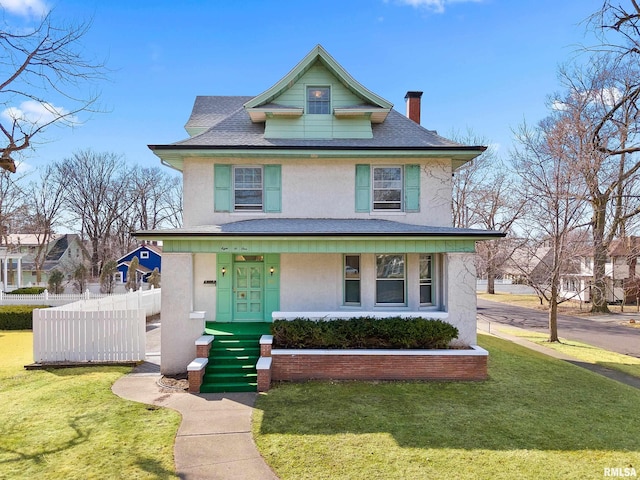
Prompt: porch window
<box><xmin>234</xmin><ymin>166</ymin><xmax>263</xmax><ymax>211</ymax></box>
<box><xmin>344</xmin><ymin>254</ymin><xmax>361</xmax><ymax>305</ymax></box>
<box><xmin>420</xmin><ymin>254</ymin><xmax>433</xmax><ymax>305</ymax></box>
<box><xmin>376</xmin><ymin>254</ymin><xmax>405</xmax><ymax>304</ymax></box>
<box><xmin>307</xmin><ymin>87</ymin><xmax>330</xmax><ymax>114</ymax></box>
<box><xmin>372</xmin><ymin>167</ymin><xmax>402</xmax><ymax>211</ymax></box>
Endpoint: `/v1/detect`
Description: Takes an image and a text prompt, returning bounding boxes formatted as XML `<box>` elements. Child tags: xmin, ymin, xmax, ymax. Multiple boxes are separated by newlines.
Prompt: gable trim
<box><xmin>244</xmin><ymin>45</ymin><xmax>393</xmax><ymax>112</ymax></box>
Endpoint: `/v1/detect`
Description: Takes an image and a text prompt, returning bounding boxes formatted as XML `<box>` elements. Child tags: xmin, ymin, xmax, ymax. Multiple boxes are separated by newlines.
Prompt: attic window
<box><xmin>307</xmin><ymin>87</ymin><xmax>330</xmax><ymax>114</ymax></box>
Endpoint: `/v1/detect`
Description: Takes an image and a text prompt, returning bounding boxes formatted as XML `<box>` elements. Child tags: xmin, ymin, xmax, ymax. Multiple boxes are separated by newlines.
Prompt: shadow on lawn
<box><xmin>136</xmin><ymin>457</ymin><xmax>176</xmax><ymax>480</ymax></box>
<box><xmin>0</xmin><ymin>416</ymin><xmax>90</xmax><ymax>466</ymax></box>
<box><xmin>256</xmin><ymin>336</ymin><xmax>640</xmax><ymax>452</ymax></box>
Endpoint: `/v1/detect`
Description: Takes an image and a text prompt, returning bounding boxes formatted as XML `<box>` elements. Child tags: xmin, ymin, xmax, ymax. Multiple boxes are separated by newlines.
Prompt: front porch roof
<box><xmin>136</xmin><ymin>219</ymin><xmax>504</xmax><ymax>254</ymax></box>
<box><xmin>138</xmin><ymin>218</ymin><xmax>504</xmax><ymax>238</ymax></box>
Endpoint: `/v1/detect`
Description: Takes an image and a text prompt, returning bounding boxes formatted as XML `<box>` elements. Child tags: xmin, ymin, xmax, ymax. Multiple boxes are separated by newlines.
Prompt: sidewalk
<box><xmin>477</xmin><ymin>316</ymin><xmax>640</xmax><ymax>390</ymax></box>
<box><xmin>111</xmin><ymin>321</ymin><xmax>278</xmax><ymax>480</ymax></box>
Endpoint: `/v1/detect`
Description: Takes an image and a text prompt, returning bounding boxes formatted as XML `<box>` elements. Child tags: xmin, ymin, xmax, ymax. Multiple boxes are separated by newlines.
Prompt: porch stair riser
<box><xmin>200</xmin><ymin>322</ymin><xmax>270</xmax><ymax>393</ymax></box>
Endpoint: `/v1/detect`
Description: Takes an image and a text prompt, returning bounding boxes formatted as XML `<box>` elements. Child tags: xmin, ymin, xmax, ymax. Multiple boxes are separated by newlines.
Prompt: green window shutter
<box><xmin>264</xmin><ymin>165</ymin><xmax>282</xmax><ymax>213</ymax></box>
<box><xmin>404</xmin><ymin>164</ymin><xmax>420</xmax><ymax>212</ymax></box>
<box><xmin>355</xmin><ymin>164</ymin><xmax>371</xmax><ymax>212</ymax></box>
<box><xmin>214</xmin><ymin>164</ymin><xmax>232</xmax><ymax>212</ymax></box>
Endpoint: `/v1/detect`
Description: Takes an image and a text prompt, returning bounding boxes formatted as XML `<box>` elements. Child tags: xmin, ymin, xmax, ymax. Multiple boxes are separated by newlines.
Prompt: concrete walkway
<box><xmin>478</xmin><ymin>316</ymin><xmax>640</xmax><ymax>390</ymax></box>
<box><xmin>111</xmin><ymin>321</ymin><xmax>278</xmax><ymax>480</ymax></box>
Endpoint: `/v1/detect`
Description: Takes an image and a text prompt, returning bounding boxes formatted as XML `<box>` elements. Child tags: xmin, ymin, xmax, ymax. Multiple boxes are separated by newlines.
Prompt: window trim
<box><xmin>233</xmin><ymin>165</ymin><xmax>264</xmax><ymax>212</ymax></box>
<box><xmin>372</xmin><ymin>166</ymin><xmax>403</xmax><ymax>212</ymax></box>
<box><xmin>375</xmin><ymin>254</ymin><xmax>406</xmax><ymax>306</ymax></box>
<box><xmin>307</xmin><ymin>86</ymin><xmax>331</xmax><ymax>115</ymax></box>
<box><xmin>419</xmin><ymin>254</ymin><xmax>434</xmax><ymax>306</ymax></box>
<box><xmin>343</xmin><ymin>254</ymin><xmax>361</xmax><ymax>305</ymax></box>
<box><xmin>140</xmin><ymin>251</ymin><xmax>150</xmax><ymax>260</ymax></box>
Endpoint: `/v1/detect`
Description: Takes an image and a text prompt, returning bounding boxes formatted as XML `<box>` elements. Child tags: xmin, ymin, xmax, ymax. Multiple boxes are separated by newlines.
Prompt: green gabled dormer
<box><xmin>244</xmin><ymin>45</ymin><xmax>392</xmax><ymax>140</ymax></box>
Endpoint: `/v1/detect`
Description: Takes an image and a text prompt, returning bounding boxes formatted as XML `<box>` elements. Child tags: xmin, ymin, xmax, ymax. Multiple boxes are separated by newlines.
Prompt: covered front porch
<box><xmin>138</xmin><ymin>218</ymin><xmax>503</xmax><ymax>376</ymax></box>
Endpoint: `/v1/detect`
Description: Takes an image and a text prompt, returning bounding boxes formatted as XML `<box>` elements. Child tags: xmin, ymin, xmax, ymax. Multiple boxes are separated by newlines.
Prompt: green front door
<box><xmin>233</xmin><ymin>262</ymin><xmax>264</xmax><ymax>321</ymax></box>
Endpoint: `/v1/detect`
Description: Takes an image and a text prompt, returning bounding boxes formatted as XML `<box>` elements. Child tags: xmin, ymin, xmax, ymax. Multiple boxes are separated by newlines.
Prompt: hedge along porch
<box><xmin>140</xmin><ymin>222</ymin><xmax>499</xmax><ymax>375</ymax></box>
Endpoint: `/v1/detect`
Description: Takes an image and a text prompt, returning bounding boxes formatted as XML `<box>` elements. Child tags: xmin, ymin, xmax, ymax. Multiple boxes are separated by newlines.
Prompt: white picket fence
<box><xmin>0</xmin><ymin>290</ymin><xmax>108</xmax><ymax>307</ymax></box>
<box><xmin>32</xmin><ymin>288</ymin><xmax>161</xmax><ymax>364</ymax></box>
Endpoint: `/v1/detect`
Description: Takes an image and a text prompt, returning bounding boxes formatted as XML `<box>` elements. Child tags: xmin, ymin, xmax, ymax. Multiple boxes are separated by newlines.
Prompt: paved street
<box><xmin>477</xmin><ymin>298</ymin><xmax>640</xmax><ymax>358</ymax></box>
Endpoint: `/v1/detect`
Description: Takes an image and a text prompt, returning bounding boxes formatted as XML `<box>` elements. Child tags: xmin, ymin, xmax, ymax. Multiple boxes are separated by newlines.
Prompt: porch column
<box><xmin>16</xmin><ymin>257</ymin><xmax>21</xmax><ymax>288</ymax></box>
<box><xmin>3</xmin><ymin>257</ymin><xmax>7</xmax><ymax>289</ymax></box>
<box><xmin>445</xmin><ymin>252</ymin><xmax>478</xmax><ymax>346</ymax></box>
<box><xmin>161</xmin><ymin>252</ymin><xmax>200</xmax><ymax>375</ymax></box>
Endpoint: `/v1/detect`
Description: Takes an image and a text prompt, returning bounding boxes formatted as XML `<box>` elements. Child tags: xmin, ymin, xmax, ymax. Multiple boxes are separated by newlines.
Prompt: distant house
<box><xmin>116</xmin><ymin>244</ymin><xmax>162</xmax><ymax>285</ymax></box>
<box><xmin>560</xmin><ymin>237</ymin><xmax>640</xmax><ymax>305</ymax></box>
<box><xmin>1</xmin><ymin>233</ymin><xmax>88</xmax><ymax>289</ymax></box>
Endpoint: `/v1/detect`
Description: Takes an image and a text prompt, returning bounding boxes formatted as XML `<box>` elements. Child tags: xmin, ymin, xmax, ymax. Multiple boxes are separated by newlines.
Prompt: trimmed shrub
<box><xmin>6</xmin><ymin>287</ymin><xmax>46</xmax><ymax>295</ymax></box>
<box><xmin>272</xmin><ymin>317</ymin><xmax>459</xmax><ymax>349</ymax></box>
<box><xmin>0</xmin><ymin>305</ymin><xmax>42</xmax><ymax>330</ymax></box>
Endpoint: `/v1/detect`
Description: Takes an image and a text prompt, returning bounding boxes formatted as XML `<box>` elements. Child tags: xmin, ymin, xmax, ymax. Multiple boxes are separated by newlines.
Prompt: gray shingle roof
<box><xmin>155</xmin><ymin>96</ymin><xmax>472</xmax><ymax>150</ymax></box>
<box><xmin>137</xmin><ymin>218</ymin><xmax>504</xmax><ymax>238</ymax></box>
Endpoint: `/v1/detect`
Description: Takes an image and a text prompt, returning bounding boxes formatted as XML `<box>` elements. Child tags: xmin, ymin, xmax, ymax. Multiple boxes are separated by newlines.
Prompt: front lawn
<box><xmin>253</xmin><ymin>334</ymin><xmax>640</xmax><ymax>480</ymax></box>
<box><xmin>496</xmin><ymin>327</ymin><xmax>640</xmax><ymax>379</ymax></box>
<box><xmin>0</xmin><ymin>331</ymin><xmax>180</xmax><ymax>479</ymax></box>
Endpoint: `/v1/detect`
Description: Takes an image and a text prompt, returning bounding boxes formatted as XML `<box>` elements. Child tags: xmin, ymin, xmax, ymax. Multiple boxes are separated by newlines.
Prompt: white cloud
<box><xmin>396</xmin><ymin>0</ymin><xmax>483</xmax><ymax>14</ymax></box>
<box><xmin>2</xmin><ymin>100</ymin><xmax>78</xmax><ymax>128</ymax></box>
<box><xmin>0</xmin><ymin>0</ymin><xmax>49</xmax><ymax>18</ymax></box>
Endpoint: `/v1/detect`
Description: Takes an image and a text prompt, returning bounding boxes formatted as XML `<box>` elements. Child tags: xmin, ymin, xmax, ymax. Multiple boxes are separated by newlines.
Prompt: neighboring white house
<box><xmin>1</xmin><ymin>233</ymin><xmax>88</xmax><ymax>290</ymax></box>
<box><xmin>139</xmin><ymin>45</ymin><xmax>503</xmax><ymax>375</ymax></box>
<box><xmin>559</xmin><ymin>237</ymin><xmax>640</xmax><ymax>304</ymax></box>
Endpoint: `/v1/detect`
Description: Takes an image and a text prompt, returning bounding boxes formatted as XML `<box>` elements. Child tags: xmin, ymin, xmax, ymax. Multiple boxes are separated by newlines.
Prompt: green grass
<box><xmin>253</xmin><ymin>334</ymin><xmax>640</xmax><ymax>480</ymax></box>
<box><xmin>0</xmin><ymin>331</ymin><xmax>180</xmax><ymax>479</ymax></box>
<box><xmin>477</xmin><ymin>291</ymin><xmax>638</xmax><ymax>317</ymax></box>
<box><xmin>496</xmin><ymin>327</ymin><xmax>640</xmax><ymax>379</ymax></box>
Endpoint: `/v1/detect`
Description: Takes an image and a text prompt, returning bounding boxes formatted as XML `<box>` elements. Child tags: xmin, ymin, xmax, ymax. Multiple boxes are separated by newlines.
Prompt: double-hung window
<box><xmin>420</xmin><ymin>254</ymin><xmax>433</xmax><ymax>305</ymax></box>
<box><xmin>234</xmin><ymin>166</ymin><xmax>263</xmax><ymax>211</ymax></box>
<box><xmin>344</xmin><ymin>255</ymin><xmax>361</xmax><ymax>305</ymax></box>
<box><xmin>376</xmin><ymin>254</ymin><xmax>405</xmax><ymax>305</ymax></box>
<box><xmin>307</xmin><ymin>87</ymin><xmax>330</xmax><ymax>114</ymax></box>
<box><xmin>373</xmin><ymin>166</ymin><xmax>403</xmax><ymax>211</ymax></box>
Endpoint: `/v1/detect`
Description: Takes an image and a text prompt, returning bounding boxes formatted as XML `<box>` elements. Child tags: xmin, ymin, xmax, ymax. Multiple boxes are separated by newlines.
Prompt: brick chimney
<box><xmin>405</xmin><ymin>91</ymin><xmax>423</xmax><ymax>124</ymax></box>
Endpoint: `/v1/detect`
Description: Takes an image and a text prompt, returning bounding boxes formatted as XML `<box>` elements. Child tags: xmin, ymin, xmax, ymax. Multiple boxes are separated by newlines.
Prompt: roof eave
<box><xmin>135</xmin><ymin>231</ymin><xmax>505</xmax><ymax>241</ymax></box>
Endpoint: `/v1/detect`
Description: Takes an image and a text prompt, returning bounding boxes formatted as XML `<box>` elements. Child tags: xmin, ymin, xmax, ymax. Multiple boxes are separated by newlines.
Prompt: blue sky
<box><xmin>1</xmin><ymin>0</ymin><xmax>603</xmax><ymax>174</ymax></box>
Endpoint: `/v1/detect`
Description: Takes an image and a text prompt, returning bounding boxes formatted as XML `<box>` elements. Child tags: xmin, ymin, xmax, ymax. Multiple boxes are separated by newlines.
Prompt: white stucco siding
<box><xmin>193</xmin><ymin>253</ymin><xmax>217</xmax><ymax>321</ymax></box>
<box><xmin>182</xmin><ymin>159</ymin><xmax>215</xmax><ymax>227</ymax></box>
<box><xmin>444</xmin><ymin>252</ymin><xmax>478</xmax><ymax>346</ymax></box>
<box><xmin>160</xmin><ymin>253</ymin><xmax>203</xmax><ymax>375</ymax></box>
<box><xmin>280</xmin><ymin>254</ymin><xmax>342</xmax><ymax>311</ymax></box>
<box><xmin>181</xmin><ymin>157</ymin><xmax>456</xmax><ymax>227</ymax></box>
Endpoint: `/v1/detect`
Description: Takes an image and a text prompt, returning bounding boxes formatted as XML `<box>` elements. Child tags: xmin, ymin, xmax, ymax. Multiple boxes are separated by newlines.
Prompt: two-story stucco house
<box><xmin>139</xmin><ymin>45</ymin><xmax>503</xmax><ymax>384</ymax></box>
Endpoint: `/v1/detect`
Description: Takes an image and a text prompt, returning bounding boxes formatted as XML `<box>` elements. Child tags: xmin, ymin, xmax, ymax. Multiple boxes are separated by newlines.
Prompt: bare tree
<box><xmin>0</xmin><ymin>8</ymin><xmax>106</xmax><ymax>172</ymax></box>
<box><xmin>56</xmin><ymin>150</ymin><xmax>136</xmax><ymax>277</ymax></box>
<box><xmin>21</xmin><ymin>165</ymin><xmax>66</xmax><ymax>282</ymax></box>
<box><xmin>470</xmin><ymin>165</ymin><xmax>527</xmax><ymax>294</ymax></box>
<box><xmin>552</xmin><ymin>58</ymin><xmax>640</xmax><ymax>312</ymax></box>
<box><xmin>451</xmin><ymin>131</ymin><xmax>496</xmax><ymax>229</ymax></box>
<box><xmin>0</xmin><ymin>169</ymin><xmax>26</xmax><ymax>242</ymax></box>
<box><xmin>131</xmin><ymin>166</ymin><xmax>182</xmax><ymax>230</ymax></box>
<box><xmin>451</xmin><ymin>132</ymin><xmax>526</xmax><ymax>293</ymax></box>
<box><xmin>512</xmin><ymin>119</ymin><xmax>589</xmax><ymax>342</ymax></box>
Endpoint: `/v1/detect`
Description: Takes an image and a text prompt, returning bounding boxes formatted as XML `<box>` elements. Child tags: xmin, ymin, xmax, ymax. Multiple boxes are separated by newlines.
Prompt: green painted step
<box><xmin>200</xmin><ymin>382</ymin><xmax>258</xmax><ymax>393</ymax></box>
<box><xmin>200</xmin><ymin>322</ymin><xmax>270</xmax><ymax>393</ymax></box>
